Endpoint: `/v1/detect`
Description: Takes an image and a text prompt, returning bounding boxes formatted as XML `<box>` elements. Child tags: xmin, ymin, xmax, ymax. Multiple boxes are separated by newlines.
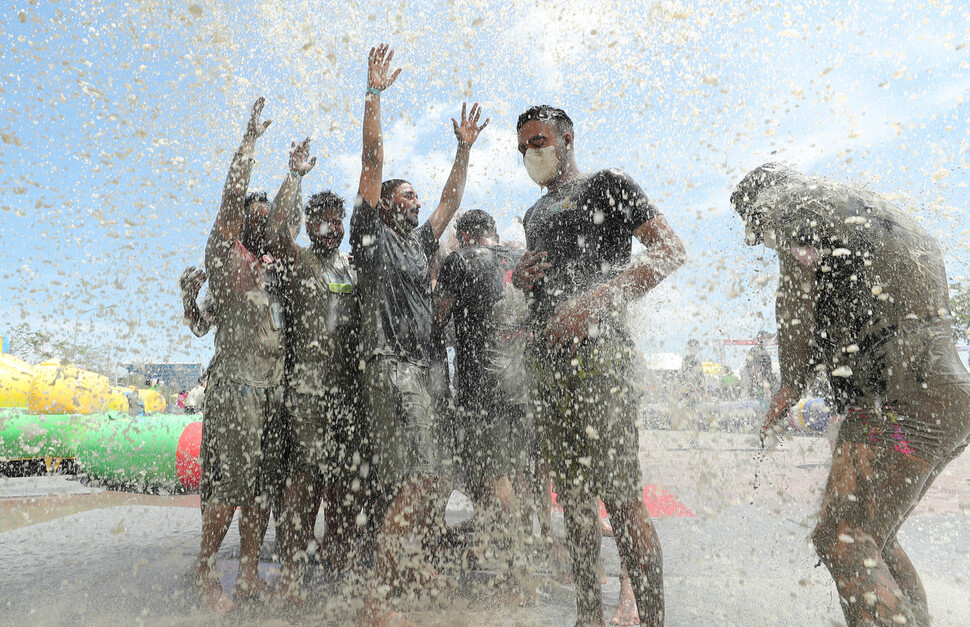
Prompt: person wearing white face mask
<box><xmin>511</xmin><ymin>105</ymin><xmax>686</xmax><ymax>627</ymax></box>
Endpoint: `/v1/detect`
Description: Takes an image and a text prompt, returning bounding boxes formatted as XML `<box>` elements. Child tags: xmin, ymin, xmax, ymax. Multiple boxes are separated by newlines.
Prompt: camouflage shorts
<box><xmin>364</xmin><ymin>357</ymin><xmax>444</xmax><ymax>487</ymax></box>
<box><xmin>530</xmin><ymin>340</ymin><xmax>643</xmax><ymax>503</ymax></box>
<box><xmin>200</xmin><ymin>377</ymin><xmax>287</xmax><ymax>508</ymax></box>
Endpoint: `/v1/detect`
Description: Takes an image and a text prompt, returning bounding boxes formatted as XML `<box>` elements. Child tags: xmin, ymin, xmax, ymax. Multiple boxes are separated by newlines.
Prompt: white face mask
<box><xmin>523</xmin><ymin>146</ymin><xmax>560</xmax><ymax>187</ymax></box>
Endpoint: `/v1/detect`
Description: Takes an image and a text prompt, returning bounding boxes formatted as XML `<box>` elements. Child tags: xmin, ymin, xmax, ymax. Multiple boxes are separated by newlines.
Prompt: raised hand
<box><xmin>289</xmin><ymin>137</ymin><xmax>317</xmax><ymax>176</ymax></box>
<box><xmin>242</xmin><ymin>97</ymin><xmax>272</xmax><ymax>150</ymax></box>
<box><xmin>367</xmin><ymin>43</ymin><xmax>402</xmax><ymax>92</ymax></box>
<box><xmin>179</xmin><ymin>265</ymin><xmax>207</xmax><ymax>301</ymax></box>
<box><xmin>452</xmin><ymin>102</ymin><xmax>490</xmax><ymax>147</ymax></box>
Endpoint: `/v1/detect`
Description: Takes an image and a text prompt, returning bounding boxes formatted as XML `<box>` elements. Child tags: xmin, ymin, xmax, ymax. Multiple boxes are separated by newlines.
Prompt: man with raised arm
<box><xmin>260</xmin><ymin>138</ymin><xmax>377</xmax><ymax>600</ymax></box>
<box><xmin>512</xmin><ymin>105</ymin><xmax>685</xmax><ymax>627</ymax></box>
<box><xmin>734</xmin><ymin>163</ymin><xmax>970</xmax><ymax>626</ymax></box>
<box><xmin>350</xmin><ymin>43</ymin><xmax>488</xmax><ymax>625</ymax></box>
<box><xmin>193</xmin><ymin>98</ymin><xmax>291</xmax><ymax>611</ymax></box>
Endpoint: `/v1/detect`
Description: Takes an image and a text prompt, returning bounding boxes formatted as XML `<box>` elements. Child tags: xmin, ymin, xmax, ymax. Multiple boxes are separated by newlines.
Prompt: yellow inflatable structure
<box><xmin>107</xmin><ymin>387</ymin><xmax>130</xmax><ymax>413</ymax></box>
<box><xmin>134</xmin><ymin>388</ymin><xmax>167</xmax><ymax>413</ymax></box>
<box><xmin>0</xmin><ymin>354</ymin><xmax>35</xmax><ymax>407</ymax></box>
<box><xmin>0</xmin><ymin>353</ymin><xmax>164</xmax><ymax>415</ymax></box>
<box><xmin>28</xmin><ymin>361</ymin><xmax>113</xmax><ymax>415</ymax></box>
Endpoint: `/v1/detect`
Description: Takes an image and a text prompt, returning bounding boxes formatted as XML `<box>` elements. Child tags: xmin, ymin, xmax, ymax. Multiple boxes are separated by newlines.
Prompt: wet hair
<box><xmin>380</xmin><ymin>179</ymin><xmax>411</xmax><ymax>205</ymax></box>
<box><xmin>730</xmin><ymin>162</ymin><xmax>795</xmax><ymax>217</ymax></box>
<box><xmin>516</xmin><ymin>105</ymin><xmax>574</xmax><ymax>138</ymax></box>
<box><xmin>456</xmin><ymin>209</ymin><xmax>496</xmax><ymax>240</ymax></box>
<box><xmin>244</xmin><ymin>190</ymin><xmax>268</xmax><ymax>212</ymax></box>
<box><xmin>305</xmin><ymin>190</ymin><xmax>346</xmax><ymax>219</ymax></box>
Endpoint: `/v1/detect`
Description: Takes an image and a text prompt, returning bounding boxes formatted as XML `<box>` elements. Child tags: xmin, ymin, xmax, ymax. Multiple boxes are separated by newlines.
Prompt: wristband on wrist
<box><xmin>289</xmin><ymin>169</ymin><xmax>301</xmax><ymax>178</ymax></box>
<box><xmin>366</xmin><ymin>87</ymin><xmax>382</xmax><ymax>96</ymax></box>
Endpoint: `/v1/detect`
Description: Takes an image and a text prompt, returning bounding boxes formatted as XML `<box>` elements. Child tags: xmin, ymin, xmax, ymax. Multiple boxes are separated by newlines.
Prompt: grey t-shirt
<box><xmin>523</xmin><ymin>168</ymin><xmax>659</xmax><ymax>340</ymax></box>
<box><xmin>283</xmin><ymin>248</ymin><xmax>361</xmax><ymax>395</ymax></box>
<box><xmin>436</xmin><ymin>244</ymin><xmax>529</xmax><ymax>407</ymax></box>
<box><xmin>766</xmin><ymin>179</ymin><xmax>957</xmax><ymax>408</ymax></box>
<box><xmin>349</xmin><ymin>195</ymin><xmax>439</xmax><ymax>365</ymax></box>
<box><xmin>205</xmin><ymin>239</ymin><xmax>285</xmax><ymax>387</ymax></box>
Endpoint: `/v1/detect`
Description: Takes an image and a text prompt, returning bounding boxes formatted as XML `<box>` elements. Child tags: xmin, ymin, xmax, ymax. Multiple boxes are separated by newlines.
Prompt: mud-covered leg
<box><xmin>882</xmin><ymin>537</ymin><xmax>928</xmax><ymax>625</ymax></box>
<box><xmin>235</xmin><ymin>499</ymin><xmax>272</xmax><ymax>600</ymax></box>
<box><xmin>276</xmin><ymin>468</ymin><xmax>317</xmax><ymax>599</ymax></box>
<box><xmin>606</xmin><ymin>499</ymin><xmax>663</xmax><ymax>627</ymax></box>
<box><xmin>358</xmin><ymin>475</ymin><xmax>444</xmax><ymax>626</ymax></box>
<box><xmin>561</xmin><ymin>486</ymin><xmax>606</xmax><ymax>626</ymax></box>
<box><xmin>811</xmin><ymin>441</ymin><xmax>933</xmax><ymax>626</ymax></box>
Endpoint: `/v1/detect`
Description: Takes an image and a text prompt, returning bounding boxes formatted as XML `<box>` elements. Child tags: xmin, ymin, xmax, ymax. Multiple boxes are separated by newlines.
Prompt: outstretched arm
<box><xmin>268</xmin><ymin>138</ymin><xmax>316</xmax><ymax>267</ymax></box>
<box><xmin>358</xmin><ymin>43</ymin><xmax>402</xmax><ymax>209</ymax></box>
<box><xmin>545</xmin><ymin>215</ymin><xmax>686</xmax><ymax>352</ymax></box>
<box><xmin>206</xmin><ymin>97</ymin><xmax>272</xmax><ymax>282</ymax></box>
<box><xmin>427</xmin><ymin>103</ymin><xmax>490</xmax><ymax>240</ymax></box>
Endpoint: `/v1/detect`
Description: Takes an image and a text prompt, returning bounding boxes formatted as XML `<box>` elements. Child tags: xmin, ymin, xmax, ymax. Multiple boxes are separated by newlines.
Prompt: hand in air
<box><xmin>452</xmin><ymin>102</ymin><xmax>490</xmax><ymax>147</ymax></box>
<box><xmin>511</xmin><ymin>250</ymin><xmax>549</xmax><ymax>292</ymax></box>
<box><xmin>242</xmin><ymin>97</ymin><xmax>272</xmax><ymax>145</ymax></box>
<box><xmin>368</xmin><ymin>43</ymin><xmax>402</xmax><ymax>92</ymax></box>
<box><xmin>289</xmin><ymin>137</ymin><xmax>317</xmax><ymax>176</ymax></box>
<box><xmin>179</xmin><ymin>266</ymin><xmax>207</xmax><ymax>300</ymax></box>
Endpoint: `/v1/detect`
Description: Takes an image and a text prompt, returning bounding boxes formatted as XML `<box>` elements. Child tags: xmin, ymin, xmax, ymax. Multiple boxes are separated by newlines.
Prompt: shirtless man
<box><xmin>351</xmin><ymin>44</ymin><xmax>488</xmax><ymax>625</ymax></box>
<box><xmin>735</xmin><ymin>163</ymin><xmax>970</xmax><ymax>626</ymax></box>
<box><xmin>192</xmin><ymin>98</ymin><xmax>292</xmax><ymax>611</ymax></box>
<box><xmin>512</xmin><ymin>105</ymin><xmax>685</xmax><ymax>626</ymax></box>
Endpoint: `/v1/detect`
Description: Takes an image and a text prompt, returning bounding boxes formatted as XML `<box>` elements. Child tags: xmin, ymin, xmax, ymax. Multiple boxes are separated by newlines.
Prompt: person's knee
<box><xmin>812</xmin><ymin>519</ymin><xmax>877</xmax><ymax>569</ymax></box>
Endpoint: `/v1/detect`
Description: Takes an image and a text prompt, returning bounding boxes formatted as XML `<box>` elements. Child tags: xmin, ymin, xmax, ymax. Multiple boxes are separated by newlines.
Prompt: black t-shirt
<box><xmin>436</xmin><ymin>244</ymin><xmax>529</xmax><ymax>407</ymax></box>
<box><xmin>523</xmin><ymin>169</ymin><xmax>659</xmax><ymax>338</ymax></box>
<box><xmin>350</xmin><ymin>195</ymin><xmax>439</xmax><ymax>364</ymax></box>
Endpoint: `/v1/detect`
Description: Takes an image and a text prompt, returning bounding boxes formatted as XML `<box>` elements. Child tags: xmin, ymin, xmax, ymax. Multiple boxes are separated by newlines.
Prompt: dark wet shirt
<box><xmin>350</xmin><ymin>196</ymin><xmax>439</xmax><ymax>365</ymax></box>
<box><xmin>436</xmin><ymin>244</ymin><xmax>529</xmax><ymax>406</ymax></box>
<box><xmin>523</xmin><ymin>169</ymin><xmax>659</xmax><ymax>338</ymax></box>
<box><xmin>767</xmin><ymin>179</ymin><xmax>957</xmax><ymax>409</ymax></box>
<box><xmin>283</xmin><ymin>248</ymin><xmax>360</xmax><ymax>395</ymax></box>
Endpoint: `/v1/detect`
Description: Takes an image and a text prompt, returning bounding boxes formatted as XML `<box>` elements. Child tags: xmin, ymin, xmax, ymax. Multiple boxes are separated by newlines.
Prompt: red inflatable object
<box><xmin>175</xmin><ymin>421</ymin><xmax>203</xmax><ymax>490</ymax></box>
<box><xmin>551</xmin><ymin>485</ymin><xmax>695</xmax><ymax>519</ymax></box>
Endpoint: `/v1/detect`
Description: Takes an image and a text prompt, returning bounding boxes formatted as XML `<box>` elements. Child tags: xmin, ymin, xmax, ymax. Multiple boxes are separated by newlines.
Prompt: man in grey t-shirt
<box><xmin>351</xmin><ymin>43</ymin><xmax>489</xmax><ymax>625</ymax></box>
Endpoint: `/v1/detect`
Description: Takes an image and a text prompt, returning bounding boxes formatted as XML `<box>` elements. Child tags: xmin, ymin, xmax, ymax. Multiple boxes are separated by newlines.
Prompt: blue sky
<box><xmin>0</xmin><ymin>1</ymin><xmax>967</xmax><ymax>371</ymax></box>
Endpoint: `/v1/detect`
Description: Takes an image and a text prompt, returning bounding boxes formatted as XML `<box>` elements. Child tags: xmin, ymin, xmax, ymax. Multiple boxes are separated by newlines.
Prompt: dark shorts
<box><xmin>530</xmin><ymin>339</ymin><xmax>643</xmax><ymax>503</ymax></box>
<box><xmin>838</xmin><ymin>380</ymin><xmax>970</xmax><ymax>465</ymax></box>
<box><xmin>285</xmin><ymin>385</ymin><xmax>373</xmax><ymax>484</ymax></box>
<box><xmin>364</xmin><ymin>357</ymin><xmax>443</xmax><ymax>486</ymax></box>
<box><xmin>838</xmin><ymin>322</ymin><xmax>970</xmax><ymax>465</ymax></box>
<box><xmin>200</xmin><ymin>377</ymin><xmax>287</xmax><ymax>508</ymax></box>
<box><xmin>454</xmin><ymin>398</ymin><xmax>532</xmax><ymax>490</ymax></box>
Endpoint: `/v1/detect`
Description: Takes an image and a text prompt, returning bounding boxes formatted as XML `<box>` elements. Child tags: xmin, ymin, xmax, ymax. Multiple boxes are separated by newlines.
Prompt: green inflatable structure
<box><xmin>0</xmin><ymin>408</ymin><xmax>115</xmax><ymax>470</ymax></box>
<box><xmin>75</xmin><ymin>414</ymin><xmax>203</xmax><ymax>492</ymax></box>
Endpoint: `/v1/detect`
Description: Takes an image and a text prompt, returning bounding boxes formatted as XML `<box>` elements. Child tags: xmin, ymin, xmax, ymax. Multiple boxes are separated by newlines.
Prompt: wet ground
<box><xmin>1</xmin><ymin>429</ymin><xmax>968</xmax><ymax>625</ymax></box>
